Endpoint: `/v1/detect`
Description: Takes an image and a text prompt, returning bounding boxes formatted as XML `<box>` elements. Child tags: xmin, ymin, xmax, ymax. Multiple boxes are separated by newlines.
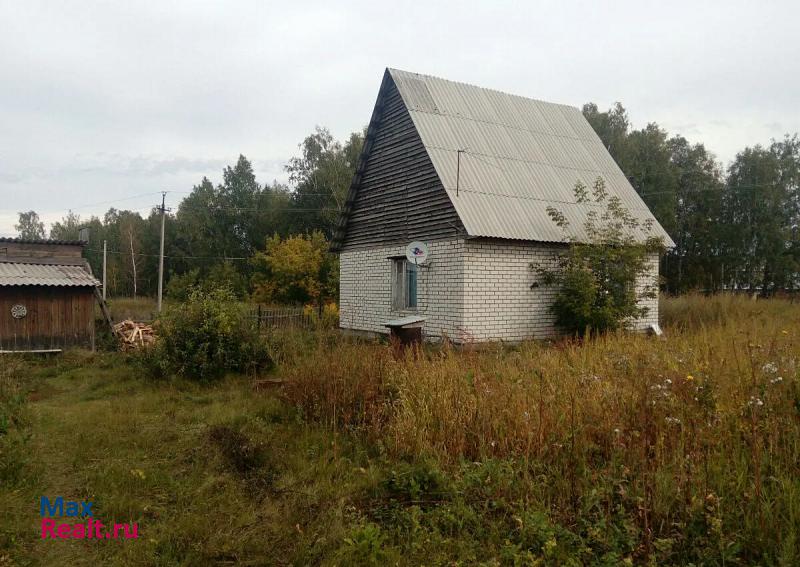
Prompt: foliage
<box><xmin>164</xmin><ymin>268</ymin><xmax>202</xmax><ymax>301</ymax></box>
<box><xmin>49</xmin><ymin>210</ymin><xmax>83</xmax><ymax>241</ymax></box>
<box><xmin>0</xmin><ymin>358</ymin><xmax>31</xmax><ymax>487</ymax></box>
<box><xmin>35</xmin><ymin>128</ymin><xmax>360</xmax><ymax>301</ymax></box>
<box><xmin>3</xmin><ymin>298</ymin><xmax>800</xmax><ymax>564</ymax></box>
<box><xmin>303</xmin><ymin>301</ymin><xmax>340</xmax><ymax>327</ymax></box>
<box><xmin>139</xmin><ymin>287</ymin><xmax>270</xmax><ymax>381</ymax></box>
<box><xmin>286</xmin><ymin>126</ymin><xmax>363</xmax><ymax>235</ymax></box>
<box><xmin>583</xmin><ymin>103</ymin><xmax>800</xmax><ymax>294</ymax></box>
<box><xmin>14</xmin><ymin>210</ymin><xmax>46</xmax><ymax>240</ymax></box>
<box><xmin>533</xmin><ymin>177</ymin><xmax>665</xmax><ymax>335</ymax></box>
<box><xmin>165</xmin><ymin>262</ymin><xmax>248</xmax><ymax>301</ymax></box>
<box><xmin>723</xmin><ymin>137</ymin><xmax>800</xmax><ymax>293</ymax></box>
<box><xmin>281</xmin><ymin>297</ymin><xmax>800</xmax><ymax>564</ymax></box>
<box><xmin>251</xmin><ymin>231</ymin><xmax>338</xmax><ymax>305</ymax></box>
<box><xmin>16</xmin><ymin>113</ymin><xmax>800</xmax><ymax>299</ymax></box>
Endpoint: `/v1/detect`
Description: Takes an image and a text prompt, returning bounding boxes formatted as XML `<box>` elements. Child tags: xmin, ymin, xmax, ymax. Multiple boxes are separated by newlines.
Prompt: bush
<box><xmin>533</xmin><ymin>177</ymin><xmax>665</xmax><ymax>335</ymax></box>
<box><xmin>251</xmin><ymin>231</ymin><xmax>338</xmax><ymax>305</ymax></box>
<box><xmin>166</xmin><ymin>263</ymin><xmax>248</xmax><ymax>301</ymax></box>
<box><xmin>139</xmin><ymin>287</ymin><xmax>271</xmax><ymax>381</ymax></box>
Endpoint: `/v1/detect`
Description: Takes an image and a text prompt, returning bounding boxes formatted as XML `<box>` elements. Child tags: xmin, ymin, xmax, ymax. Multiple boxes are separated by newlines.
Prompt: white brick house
<box><xmin>332</xmin><ymin>69</ymin><xmax>672</xmax><ymax>342</ymax></box>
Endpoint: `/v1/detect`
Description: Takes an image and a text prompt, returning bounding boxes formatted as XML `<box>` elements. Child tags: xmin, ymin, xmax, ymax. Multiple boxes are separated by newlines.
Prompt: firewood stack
<box><xmin>113</xmin><ymin>319</ymin><xmax>156</xmax><ymax>351</ymax></box>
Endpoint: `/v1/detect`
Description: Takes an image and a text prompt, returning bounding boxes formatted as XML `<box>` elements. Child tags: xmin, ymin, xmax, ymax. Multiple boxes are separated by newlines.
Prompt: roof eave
<box><xmin>330</xmin><ymin>69</ymin><xmax>394</xmax><ymax>253</ymax></box>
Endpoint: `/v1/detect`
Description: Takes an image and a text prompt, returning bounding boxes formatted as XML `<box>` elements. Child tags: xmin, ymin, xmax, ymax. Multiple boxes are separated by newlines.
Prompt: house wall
<box><xmin>0</xmin><ymin>241</ymin><xmax>84</xmax><ymax>262</ymax></box>
<box><xmin>462</xmin><ymin>241</ymin><xmax>660</xmax><ymax>341</ymax></box>
<box><xmin>339</xmin><ymin>239</ymin><xmax>466</xmax><ymax>340</ymax></box>
<box><xmin>339</xmin><ymin>238</ymin><xmax>661</xmax><ymax>342</ymax></box>
<box><xmin>461</xmin><ymin>240</ymin><xmax>563</xmax><ymax>341</ymax></box>
<box><xmin>0</xmin><ymin>286</ymin><xmax>95</xmax><ymax>351</ymax></box>
<box><xmin>334</xmin><ymin>73</ymin><xmax>464</xmax><ymax>251</ymax></box>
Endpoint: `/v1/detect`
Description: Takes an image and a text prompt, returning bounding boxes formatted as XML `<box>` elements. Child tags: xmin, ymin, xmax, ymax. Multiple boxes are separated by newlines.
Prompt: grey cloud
<box><xmin>1</xmin><ymin>0</ymin><xmax>799</xmax><ymax>234</ymax></box>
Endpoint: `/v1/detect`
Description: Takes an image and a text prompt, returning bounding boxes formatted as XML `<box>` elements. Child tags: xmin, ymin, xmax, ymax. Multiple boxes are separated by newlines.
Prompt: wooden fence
<box><xmin>250</xmin><ymin>305</ymin><xmax>318</xmax><ymax>331</ymax></box>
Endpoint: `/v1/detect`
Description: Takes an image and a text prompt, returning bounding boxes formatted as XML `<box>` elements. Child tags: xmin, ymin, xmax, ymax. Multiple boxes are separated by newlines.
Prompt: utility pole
<box><xmin>102</xmin><ymin>240</ymin><xmax>107</xmax><ymax>301</ymax></box>
<box><xmin>157</xmin><ymin>192</ymin><xmax>167</xmax><ymax>313</ymax></box>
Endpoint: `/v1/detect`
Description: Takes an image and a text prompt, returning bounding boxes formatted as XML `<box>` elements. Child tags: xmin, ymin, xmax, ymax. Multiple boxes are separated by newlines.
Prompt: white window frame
<box><xmin>391</xmin><ymin>258</ymin><xmax>418</xmax><ymax>310</ymax></box>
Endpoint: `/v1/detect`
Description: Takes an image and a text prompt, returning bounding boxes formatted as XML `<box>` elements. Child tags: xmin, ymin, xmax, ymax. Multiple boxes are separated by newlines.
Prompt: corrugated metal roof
<box><xmin>0</xmin><ymin>263</ymin><xmax>100</xmax><ymax>287</ymax></box>
<box><xmin>388</xmin><ymin>69</ymin><xmax>675</xmax><ymax>246</ymax></box>
<box><xmin>0</xmin><ymin>237</ymin><xmax>86</xmax><ymax>246</ymax></box>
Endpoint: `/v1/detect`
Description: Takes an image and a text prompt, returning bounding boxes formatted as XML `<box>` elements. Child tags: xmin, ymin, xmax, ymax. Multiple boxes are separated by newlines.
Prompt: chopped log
<box><xmin>113</xmin><ymin>319</ymin><xmax>156</xmax><ymax>351</ymax></box>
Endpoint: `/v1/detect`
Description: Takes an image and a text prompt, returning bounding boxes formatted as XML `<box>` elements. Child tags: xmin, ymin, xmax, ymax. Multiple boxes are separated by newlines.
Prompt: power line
<box><xmin>76</xmin><ymin>191</ymin><xmax>164</xmax><ymax>208</ymax></box>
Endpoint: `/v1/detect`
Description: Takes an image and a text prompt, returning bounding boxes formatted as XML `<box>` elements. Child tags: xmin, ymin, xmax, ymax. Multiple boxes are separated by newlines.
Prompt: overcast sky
<box><xmin>1</xmin><ymin>0</ymin><xmax>798</xmax><ymax>236</ymax></box>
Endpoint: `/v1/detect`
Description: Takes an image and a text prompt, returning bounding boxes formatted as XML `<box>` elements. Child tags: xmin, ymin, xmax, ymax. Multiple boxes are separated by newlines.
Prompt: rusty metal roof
<box><xmin>0</xmin><ymin>262</ymin><xmax>99</xmax><ymax>287</ymax></box>
<box><xmin>0</xmin><ymin>237</ymin><xmax>87</xmax><ymax>246</ymax></box>
<box><xmin>387</xmin><ymin>69</ymin><xmax>674</xmax><ymax>246</ymax></box>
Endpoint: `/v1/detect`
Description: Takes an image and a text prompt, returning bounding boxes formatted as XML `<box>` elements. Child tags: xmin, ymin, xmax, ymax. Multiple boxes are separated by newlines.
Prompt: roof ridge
<box><xmin>387</xmin><ymin>67</ymin><xmax>580</xmax><ymax>112</ymax></box>
<box><xmin>0</xmin><ymin>236</ymin><xmax>87</xmax><ymax>246</ymax></box>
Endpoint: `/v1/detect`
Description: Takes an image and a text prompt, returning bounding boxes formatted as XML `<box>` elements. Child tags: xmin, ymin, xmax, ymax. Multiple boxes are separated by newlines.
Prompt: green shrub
<box><xmin>139</xmin><ymin>287</ymin><xmax>271</xmax><ymax>381</ymax></box>
<box><xmin>382</xmin><ymin>461</ymin><xmax>452</xmax><ymax>503</ymax></box>
<box><xmin>166</xmin><ymin>263</ymin><xmax>248</xmax><ymax>301</ymax></box>
<box><xmin>533</xmin><ymin>177</ymin><xmax>665</xmax><ymax>335</ymax></box>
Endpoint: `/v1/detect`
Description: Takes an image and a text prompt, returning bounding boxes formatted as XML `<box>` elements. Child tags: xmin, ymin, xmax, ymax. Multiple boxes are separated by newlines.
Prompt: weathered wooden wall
<box><xmin>0</xmin><ymin>286</ymin><xmax>95</xmax><ymax>351</ymax></box>
<box><xmin>336</xmin><ymin>74</ymin><xmax>464</xmax><ymax>250</ymax></box>
<box><xmin>0</xmin><ymin>240</ymin><xmax>84</xmax><ymax>261</ymax></box>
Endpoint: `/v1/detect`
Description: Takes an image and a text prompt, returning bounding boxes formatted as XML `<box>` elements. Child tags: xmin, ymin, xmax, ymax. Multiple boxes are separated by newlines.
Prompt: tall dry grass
<box><xmin>280</xmin><ymin>296</ymin><xmax>800</xmax><ymax>561</ymax></box>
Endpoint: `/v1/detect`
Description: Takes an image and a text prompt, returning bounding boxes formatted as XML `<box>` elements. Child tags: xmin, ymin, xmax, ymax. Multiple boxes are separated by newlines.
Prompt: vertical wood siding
<box><xmin>0</xmin><ymin>286</ymin><xmax>95</xmax><ymax>351</ymax></box>
<box><xmin>339</xmin><ymin>76</ymin><xmax>464</xmax><ymax>250</ymax></box>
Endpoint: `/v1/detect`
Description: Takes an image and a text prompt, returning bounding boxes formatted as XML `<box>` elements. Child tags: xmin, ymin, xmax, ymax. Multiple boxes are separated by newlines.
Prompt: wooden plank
<box><xmin>337</xmin><ymin>77</ymin><xmax>464</xmax><ymax>251</ymax></box>
<box><xmin>0</xmin><ymin>286</ymin><xmax>97</xmax><ymax>351</ymax></box>
<box><xmin>93</xmin><ymin>287</ymin><xmax>115</xmax><ymax>333</ymax></box>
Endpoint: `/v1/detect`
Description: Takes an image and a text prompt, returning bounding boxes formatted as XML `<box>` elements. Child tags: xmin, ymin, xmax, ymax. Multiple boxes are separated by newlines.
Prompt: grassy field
<box><xmin>1</xmin><ymin>295</ymin><xmax>799</xmax><ymax>565</ymax></box>
<box><xmin>104</xmin><ymin>297</ymin><xmax>160</xmax><ymax>322</ymax></box>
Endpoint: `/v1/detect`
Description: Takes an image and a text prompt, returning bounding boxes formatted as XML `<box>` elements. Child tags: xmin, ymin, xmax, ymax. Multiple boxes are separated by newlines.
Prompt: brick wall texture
<box><xmin>339</xmin><ymin>238</ymin><xmax>660</xmax><ymax>342</ymax></box>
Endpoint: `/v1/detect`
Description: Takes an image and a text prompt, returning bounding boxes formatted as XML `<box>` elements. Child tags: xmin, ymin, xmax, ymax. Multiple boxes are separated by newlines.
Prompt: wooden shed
<box><xmin>0</xmin><ymin>237</ymin><xmax>100</xmax><ymax>352</ymax></box>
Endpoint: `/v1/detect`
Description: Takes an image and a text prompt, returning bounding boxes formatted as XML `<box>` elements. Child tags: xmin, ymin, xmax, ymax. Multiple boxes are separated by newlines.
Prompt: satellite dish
<box><xmin>405</xmin><ymin>241</ymin><xmax>429</xmax><ymax>265</ymax></box>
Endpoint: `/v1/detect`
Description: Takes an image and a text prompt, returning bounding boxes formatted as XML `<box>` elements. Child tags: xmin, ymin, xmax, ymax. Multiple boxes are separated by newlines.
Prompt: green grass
<box><xmin>2</xmin><ymin>297</ymin><xmax>800</xmax><ymax>565</ymax></box>
<box><xmin>0</xmin><ymin>353</ymin><xmax>386</xmax><ymax>566</ymax></box>
<box><xmin>104</xmin><ymin>297</ymin><xmax>160</xmax><ymax>322</ymax></box>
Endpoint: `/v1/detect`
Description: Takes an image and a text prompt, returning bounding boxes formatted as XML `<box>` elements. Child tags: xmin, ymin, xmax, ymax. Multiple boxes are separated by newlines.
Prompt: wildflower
<box><xmin>686</xmin><ymin>374</ymin><xmax>694</xmax><ymax>382</ymax></box>
<box><xmin>747</xmin><ymin>396</ymin><xmax>764</xmax><ymax>408</ymax></box>
<box><xmin>762</xmin><ymin>362</ymin><xmax>778</xmax><ymax>374</ymax></box>
<box><xmin>665</xmin><ymin>416</ymin><xmax>681</xmax><ymax>425</ymax></box>
<box><xmin>781</xmin><ymin>330</ymin><xmax>789</xmax><ymax>335</ymax></box>
<box><xmin>770</xmin><ymin>376</ymin><xmax>783</xmax><ymax>385</ymax></box>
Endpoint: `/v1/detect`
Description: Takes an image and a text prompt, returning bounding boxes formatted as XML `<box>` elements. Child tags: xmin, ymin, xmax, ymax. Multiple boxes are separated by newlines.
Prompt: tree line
<box><xmin>583</xmin><ymin>103</ymin><xmax>799</xmax><ymax>294</ymax></box>
<box><xmin>14</xmin><ymin>105</ymin><xmax>800</xmax><ymax>300</ymax></box>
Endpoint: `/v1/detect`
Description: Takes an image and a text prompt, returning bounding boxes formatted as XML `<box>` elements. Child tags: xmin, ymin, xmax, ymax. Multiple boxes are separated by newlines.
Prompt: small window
<box><xmin>392</xmin><ymin>259</ymin><xmax>418</xmax><ymax>310</ymax></box>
